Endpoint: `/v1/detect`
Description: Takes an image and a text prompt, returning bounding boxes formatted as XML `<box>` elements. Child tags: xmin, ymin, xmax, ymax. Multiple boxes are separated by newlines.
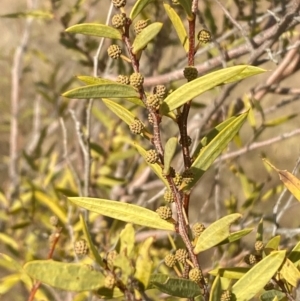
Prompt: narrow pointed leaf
<box><xmin>232</xmin><ymin>251</ymin><xmax>286</xmax><ymax>301</ymax></box>
<box><xmin>279</xmin><ymin>258</ymin><xmax>300</xmax><ymax>287</ymax></box>
<box><xmin>219</xmin><ymin>228</ymin><xmax>253</xmax><ymax>245</ymax></box>
<box><xmin>79</xmin><ymin>214</ymin><xmax>104</xmax><ymax>267</ymax></box>
<box><xmin>194</xmin><ymin>213</ymin><xmax>242</xmax><ymax>254</ymax></box>
<box><xmin>102</xmin><ymin>98</ymin><xmax>135</xmax><ymax>125</ymax></box>
<box><xmin>134</xmin><ymin>237</ymin><xmax>154</xmax><ymax>288</ymax></box>
<box><xmin>66</xmin><ymin>23</ymin><xmax>122</xmax><ymax>40</ymax></box>
<box><xmin>1</xmin><ymin>10</ymin><xmax>53</xmax><ymax>19</ymax></box>
<box><xmin>163</xmin><ymin>4</ymin><xmax>189</xmax><ymax>52</ymax></box>
<box><xmin>257</xmin><ymin>218</ymin><xmax>264</xmax><ymax>242</ymax></box>
<box><xmin>24</xmin><ymin>260</ymin><xmax>105</xmax><ymax>291</ymax></box>
<box><xmin>288</xmin><ymin>241</ymin><xmax>300</xmax><ymax>265</ymax></box>
<box><xmin>160</xmin><ymin>66</ymin><xmax>265</xmax><ymax>114</ymax></box>
<box><xmin>102</xmin><ymin>98</ymin><xmax>151</xmax><ymax>138</ymax></box>
<box><xmin>176</xmin><ymin>0</ymin><xmax>192</xmax><ymax>18</ymax></box>
<box><xmin>192</xmin><ymin>116</ymin><xmax>236</xmax><ymax>158</ymax></box>
<box><xmin>163</xmin><ymin>137</ymin><xmax>178</xmax><ymax>175</ymax></box>
<box><xmin>0</xmin><ymin>254</ymin><xmax>23</xmax><ymax>272</ymax></box>
<box><xmin>134</xmin><ymin>143</ymin><xmax>169</xmax><ymax>188</ymax></box>
<box><xmin>130</xmin><ymin>0</ymin><xmax>153</xmax><ymax>20</ymax></box>
<box><xmin>182</xmin><ymin>112</ymin><xmax>248</xmax><ymax>192</ymax></box>
<box><xmin>77</xmin><ymin>77</ymin><xmax>144</xmax><ymax>106</ymax></box>
<box><xmin>77</xmin><ymin>76</ymin><xmax>115</xmax><ymax>85</ymax></box>
<box><xmin>148</xmin><ymin>274</ymin><xmax>202</xmax><ymax>298</ymax></box>
<box><xmin>116</xmin><ymin>224</ymin><xmax>135</xmax><ymax>255</ymax></box>
<box><xmin>263</xmin><ymin>159</ymin><xmax>300</xmax><ymax>202</ymax></box>
<box><xmin>209</xmin><ymin>267</ymin><xmax>249</xmax><ymax>279</ymax></box>
<box><xmin>68</xmin><ymin>197</ymin><xmax>175</xmax><ymax>231</ymax></box>
<box><xmin>265</xmin><ymin>236</ymin><xmax>281</xmax><ymax>250</ymax></box>
<box><xmin>132</xmin><ymin>22</ymin><xmax>163</xmax><ymax>54</ymax></box>
<box><xmin>209</xmin><ymin>276</ymin><xmax>222</xmax><ymax>301</ymax></box>
<box><xmin>62</xmin><ymin>83</ymin><xmax>139</xmax><ymax>99</ymax></box>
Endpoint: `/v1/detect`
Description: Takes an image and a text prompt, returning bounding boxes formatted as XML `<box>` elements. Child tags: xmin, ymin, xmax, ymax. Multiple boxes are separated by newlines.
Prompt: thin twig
<box><xmin>272</xmin><ymin>154</ymin><xmax>300</xmax><ymax>235</ymax></box>
<box><xmin>214</xmin><ymin>0</ymin><xmax>254</xmax><ymax>52</ymax></box>
<box><xmin>143</xmin><ymin>8</ymin><xmax>300</xmax><ymax>86</ymax></box>
<box><xmin>27</xmin><ymin>227</ymin><xmax>62</xmax><ymax>301</ymax></box>
<box><xmin>8</xmin><ymin>1</ymin><xmax>35</xmax><ymax>201</ymax></box>
<box><xmin>59</xmin><ymin>118</ymin><xmax>82</xmax><ymax>196</ymax></box>
<box><xmin>217</xmin><ymin>128</ymin><xmax>300</xmax><ymax>162</ymax></box>
<box><xmin>93</xmin><ymin>3</ymin><xmax>114</xmax><ymax>76</ymax></box>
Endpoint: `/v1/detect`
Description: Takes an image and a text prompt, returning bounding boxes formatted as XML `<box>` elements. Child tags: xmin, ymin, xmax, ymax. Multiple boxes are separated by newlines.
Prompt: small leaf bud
<box><xmin>197</xmin><ymin>29</ymin><xmax>211</xmax><ymax>43</ymax></box>
<box><xmin>129</xmin><ymin>72</ymin><xmax>144</xmax><ymax>88</ymax></box>
<box><xmin>112</xmin><ymin>0</ymin><xmax>126</xmax><ymax>8</ymax></box>
<box><xmin>74</xmin><ymin>239</ymin><xmax>89</xmax><ymax>256</ymax></box>
<box><xmin>107</xmin><ymin>44</ymin><xmax>122</xmax><ymax>59</ymax></box>
<box><xmin>175</xmin><ymin>248</ymin><xmax>188</xmax><ymax>263</ymax></box>
<box><xmin>134</xmin><ymin>20</ymin><xmax>149</xmax><ymax>34</ymax></box>
<box><xmin>145</xmin><ymin>149</ymin><xmax>159</xmax><ymax>164</ymax></box>
<box><xmin>163</xmin><ymin>190</ymin><xmax>174</xmax><ymax>203</ymax></box>
<box><xmin>188</xmin><ymin>267</ymin><xmax>203</xmax><ymax>282</ymax></box>
<box><xmin>156</xmin><ymin>206</ymin><xmax>172</xmax><ymax>220</ymax></box>
<box><xmin>164</xmin><ymin>253</ymin><xmax>177</xmax><ymax>267</ymax></box>
<box><xmin>192</xmin><ymin>223</ymin><xmax>206</xmax><ymax>237</ymax></box>
<box><xmin>254</xmin><ymin>240</ymin><xmax>264</xmax><ymax>252</ymax></box>
<box><xmin>111</xmin><ymin>13</ymin><xmax>126</xmax><ymax>29</ymax></box>
<box><xmin>129</xmin><ymin>119</ymin><xmax>144</xmax><ymax>134</ymax></box>
<box><xmin>116</xmin><ymin>75</ymin><xmax>130</xmax><ymax>85</ymax></box>
<box><xmin>183</xmin><ymin>66</ymin><xmax>198</xmax><ymax>81</ymax></box>
<box><xmin>221</xmin><ymin>290</ymin><xmax>236</xmax><ymax>301</ymax></box>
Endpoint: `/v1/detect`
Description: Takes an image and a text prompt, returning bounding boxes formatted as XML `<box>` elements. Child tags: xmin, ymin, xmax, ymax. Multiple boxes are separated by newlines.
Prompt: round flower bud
<box><xmin>254</xmin><ymin>240</ymin><xmax>264</xmax><ymax>252</ymax></box>
<box><xmin>156</xmin><ymin>206</ymin><xmax>172</xmax><ymax>220</ymax></box>
<box><xmin>164</xmin><ymin>190</ymin><xmax>174</xmax><ymax>203</ymax></box>
<box><xmin>146</xmin><ymin>149</ymin><xmax>159</xmax><ymax>164</ymax></box>
<box><xmin>112</xmin><ymin>0</ymin><xmax>126</xmax><ymax>8</ymax></box>
<box><xmin>111</xmin><ymin>13</ymin><xmax>126</xmax><ymax>29</ymax></box>
<box><xmin>134</xmin><ymin>20</ymin><xmax>148</xmax><ymax>35</ymax></box>
<box><xmin>221</xmin><ymin>290</ymin><xmax>235</xmax><ymax>301</ymax></box>
<box><xmin>163</xmin><ymin>166</ymin><xmax>176</xmax><ymax>178</ymax></box>
<box><xmin>74</xmin><ymin>239</ymin><xmax>89</xmax><ymax>256</ymax></box>
<box><xmin>146</xmin><ymin>94</ymin><xmax>160</xmax><ymax>110</ymax></box>
<box><xmin>130</xmin><ymin>72</ymin><xmax>144</xmax><ymax>89</ymax></box>
<box><xmin>192</xmin><ymin>223</ymin><xmax>206</xmax><ymax>237</ymax></box>
<box><xmin>116</xmin><ymin>75</ymin><xmax>130</xmax><ymax>85</ymax></box>
<box><xmin>175</xmin><ymin>248</ymin><xmax>188</xmax><ymax>263</ymax></box>
<box><xmin>164</xmin><ymin>253</ymin><xmax>177</xmax><ymax>267</ymax></box>
<box><xmin>129</xmin><ymin>119</ymin><xmax>144</xmax><ymax>134</ymax></box>
<box><xmin>172</xmin><ymin>0</ymin><xmax>180</xmax><ymax>4</ymax></box>
<box><xmin>244</xmin><ymin>254</ymin><xmax>260</xmax><ymax>265</ymax></box>
<box><xmin>106</xmin><ymin>250</ymin><xmax>117</xmax><ymax>269</ymax></box>
<box><xmin>189</xmin><ymin>268</ymin><xmax>203</xmax><ymax>282</ymax></box>
<box><xmin>174</xmin><ymin>173</ymin><xmax>183</xmax><ymax>187</ymax></box>
<box><xmin>197</xmin><ymin>29</ymin><xmax>211</xmax><ymax>44</ymax></box>
<box><xmin>183</xmin><ymin>66</ymin><xmax>198</xmax><ymax>82</ymax></box>
<box><xmin>49</xmin><ymin>215</ymin><xmax>59</xmax><ymax>227</ymax></box>
<box><xmin>182</xmin><ymin>169</ymin><xmax>194</xmax><ymax>184</ymax></box>
<box><xmin>104</xmin><ymin>274</ymin><xmax>116</xmax><ymax>289</ymax></box>
<box><xmin>154</xmin><ymin>84</ymin><xmax>167</xmax><ymax>100</ymax></box>
<box><xmin>107</xmin><ymin>44</ymin><xmax>122</xmax><ymax>59</ymax></box>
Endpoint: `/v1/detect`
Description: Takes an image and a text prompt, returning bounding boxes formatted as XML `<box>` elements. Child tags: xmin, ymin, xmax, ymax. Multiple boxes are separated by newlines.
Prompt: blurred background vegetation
<box><xmin>1</xmin><ymin>0</ymin><xmax>300</xmax><ymax>300</ymax></box>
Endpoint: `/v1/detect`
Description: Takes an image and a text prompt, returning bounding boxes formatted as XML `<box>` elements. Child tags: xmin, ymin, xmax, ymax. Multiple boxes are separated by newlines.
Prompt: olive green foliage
<box><xmin>1</xmin><ymin>0</ymin><xmax>300</xmax><ymax>301</ymax></box>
